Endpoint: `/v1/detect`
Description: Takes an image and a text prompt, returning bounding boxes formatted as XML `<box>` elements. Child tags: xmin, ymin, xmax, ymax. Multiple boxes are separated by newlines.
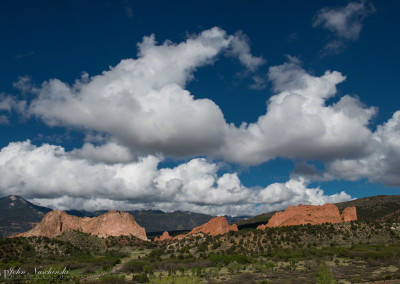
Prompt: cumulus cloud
<box><xmin>0</xmin><ymin>93</ymin><xmax>26</xmax><ymax>124</ymax></box>
<box><xmin>0</xmin><ymin>140</ymin><xmax>352</xmax><ymax>215</ymax></box>
<box><xmin>291</xmin><ymin>162</ymin><xmax>323</xmax><ymax>181</ymax></box>
<box><xmin>229</xmin><ymin>31</ymin><xmax>266</xmax><ymax>72</ymax></box>
<box><xmin>4</xmin><ymin>29</ymin><xmax>377</xmax><ymax>166</ymax></box>
<box><xmin>12</xmin><ymin>28</ymin><xmax>235</xmax><ymax>159</ymax></box>
<box><xmin>219</xmin><ymin>59</ymin><xmax>376</xmax><ymax>164</ymax></box>
<box><xmin>71</xmin><ymin>141</ymin><xmax>136</xmax><ymax>164</ymax></box>
<box><xmin>325</xmin><ymin>111</ymin><xmax>400</xmax><ymax>187</ymax></box>
<box><xmin>0</xmin><ymin>93</ymin><xmax>24</xmax><ymax>113</ymax></box>
<box><xmin>229</xmin><ymin>31</ymin><xmax>267</xmax><ymax>89</ymax></box>
<box><xmin>313</xmin><ymin>1</ymin><xmax>375</xmax><ymax>53</ymax></box>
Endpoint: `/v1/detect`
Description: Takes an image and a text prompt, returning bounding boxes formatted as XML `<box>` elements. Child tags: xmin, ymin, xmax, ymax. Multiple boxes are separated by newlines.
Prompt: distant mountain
<box><xmin>236</xmin><ymin>195</ymin><xmax>400</xmax><ymax>228</ymax></box>
<box><xmin>65</xmin><ymin>209</ymin><xmax>108</xmax><ymax>218</ymax></box>
<box><xmin>67</xmin><ymin>209</ymin><xmax>215</xmax><ymax>233</ymax></box>
<box><xmin>129</xmin><ymin>210</ymin><xmax>214</xmax><ymax>233</ymax></box>
<box><xmin>335</xmin><ymin>195</ymin><xmax>400</xmax><ymax>221</ymax></box>
<box><xmin>224</xmin><ymin>215</ymin><xmax>251</xmax><ymax>224</ymax></box>
<box><xmin>1</xmin><ymin>195</ymin><xmax>215</xmax><ymax>236</ymax></box>
<box><xmin>0</xmin><ymin>195</ymin><xmax>52</xmax><ymax>238</ymax></box>
<box><xmin>236</xmin><ymin>211</ymin><xmax>278</xmax><ymax>229</ymax></box>
<box><xmin>5</xmin><ymin>194</ymin><xmax>399</xmax><ymax>237</ymax></box>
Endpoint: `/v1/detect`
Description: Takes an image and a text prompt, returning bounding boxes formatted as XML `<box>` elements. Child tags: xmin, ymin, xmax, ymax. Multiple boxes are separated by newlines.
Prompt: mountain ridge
<box><xmin>236</xmin><ymin>194</ymin><xmax>400</xmax><ymax>228</ymax></box>
<box><xmin>2</xmin><ymin>194</ymin><xmax>400</xmax><ymax>238</ymax></box>
<box><xmin>0</xmin><ymin>195</ymin><xmax>52</xmax><ymax>238</ymax></box>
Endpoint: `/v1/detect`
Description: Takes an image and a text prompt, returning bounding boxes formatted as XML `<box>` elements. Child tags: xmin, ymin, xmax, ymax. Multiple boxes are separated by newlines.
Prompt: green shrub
<box><xmin>149</xmin><ymin>275</ymin><xmax>200</xmax><ymax>284</ymax></box>
<box><xmin>317</xmin><ymin>264</ymin><xmax>337</xmax><ymax>284</ymax></box>
<box><xmin>384</xmin><ymin>274</ymin><xmax>392</xmax><ymax>280</ymax></box>
<box><xmin>133</xmin><ymin>272</ymin><xmax>149</xmax><ymax>283</ymax></box>
<box><xmin>254</xmin><ymin>261</ymin><xmax>265</xmax><ymax>273</ymax></box>
<box><xmin>148</xmin><ymin>248</ymin><xmax>164</xmax><ymax>258</ymax></box>
<box><xmin>121</xmin><ymin>260</ymin><xmax>146</xmax><ymax>273</ymax></box>
<box><xmin>98</xmin><ymin>274</ymin><xmax>126</xmax><ymax>283</ymax></box>
<box><xmin>228</xmin><ymin>261</ymin><xmax>241</xmax><ymax>274</ymax></box>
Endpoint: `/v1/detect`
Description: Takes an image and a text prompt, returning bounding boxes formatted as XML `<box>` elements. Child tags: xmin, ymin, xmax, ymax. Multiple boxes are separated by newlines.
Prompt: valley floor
<box><xmin>0</xmin><ymin>220</ymin><xmax>399</xmax><ymax>283</ymax></box>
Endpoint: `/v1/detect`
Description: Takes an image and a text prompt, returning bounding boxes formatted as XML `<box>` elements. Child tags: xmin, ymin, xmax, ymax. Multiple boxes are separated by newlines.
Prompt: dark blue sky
<box><xmin>0</xmin><ymin>0</ymin><xmax>399</xmax><ymax>213</ymax></box>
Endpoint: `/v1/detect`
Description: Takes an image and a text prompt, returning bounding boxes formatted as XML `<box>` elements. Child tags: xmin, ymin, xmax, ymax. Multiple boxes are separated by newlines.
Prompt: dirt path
<box><xmin>80</xmin><ymin>260</ymin><xmax>125</xmax><ymax>282</ymax></box>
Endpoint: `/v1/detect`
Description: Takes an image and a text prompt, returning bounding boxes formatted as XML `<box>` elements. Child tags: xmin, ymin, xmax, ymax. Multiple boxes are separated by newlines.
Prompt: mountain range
<box><xmin>236</xmin><ymin>194</ymin><xmax>400</xmax><ymax>229</ymax></box>
<box><xmin>0</xmin><ymin>195</ymin><xmax>51</xmax><ymax>238</ymax></box>
<box><xmin>1</xmin><ymin>194</ymin><xmax>400</xmax><ymax>238</ymax></box>
<box><xmin>0</xmin><ymin>195</ymin><xmax>217</xmax><ymax>238</ymax></box>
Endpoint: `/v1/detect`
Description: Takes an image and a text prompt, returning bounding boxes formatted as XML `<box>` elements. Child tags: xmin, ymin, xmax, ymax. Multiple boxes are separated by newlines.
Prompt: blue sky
<box><xmin>0</xmin><ymin>0</ymin><xmax>399</xmax><ymax>215</ymax></box>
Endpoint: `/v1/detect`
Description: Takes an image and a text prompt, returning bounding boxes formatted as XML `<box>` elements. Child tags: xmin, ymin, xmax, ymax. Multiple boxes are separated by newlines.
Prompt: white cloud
<box><xmin>0</xmin><ymin>140</ymin><xmax>352</xmax><ymax>216</ymax></box>
<box><xmin>257</xmin><ymin>178</ymin><xmax>352</xmax><ymax>208</ymax></box>
<box><xmin>1</xmin><ymin>28</ymin><xmax>383</xmax><ymax>170</ymax></box>
<box><xmin>219</xmin><ymin>60</ymin><xmax>376</xmax><ymax>164</ymax></box>
<box><xmin>0</xmin><ymin>93</ymin><xmax>26</xmax><ymax>124</ymax></box>
<box><xmin>229</xmin><ymin>31</ymin><xmax>267</xmax><ymax>89</ymax></box>
<box><xmin>249</xmin><ymin>75</ymin><xmax>268</xmax><ymax>90</ymax></box>
<box><xmin>313</xmin><ymin>1</ymin><xmax>375</xmax><ymax>53</ymax></box>
<box><xmin>71</xmin><ymin>141</ymin><xmax>136</xmax><ymax>164</ymax></box>
<box><xmin>0</xmin><ymin>93</ymin><xmax>23</xmax><ymax>112</ymax></box>
<box><xmin>326</xmin><ymin>111</ymin><xmax>400</xmax><ymax>186</ymax></box>
<box><xmin>18</xmin><ymin>28</ymin><xmax>234</xmax><ymax>159</ymax></box>
<box><xmin>229</xmin><ymin>31</ymin><xmax>266</xmax><ymax>72</ymax></box>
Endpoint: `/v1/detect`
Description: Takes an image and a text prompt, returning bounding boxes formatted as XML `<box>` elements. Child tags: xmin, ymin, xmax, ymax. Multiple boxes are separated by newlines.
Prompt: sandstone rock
<box><xmin>154</xmin><ymin>231</ymin><xmax>171</xmax><ymax>242</ymax></box>
<box><xmin>172</xmin><ymin>216</ymin><xmax>238</xmax><ymax>240</ymax></box>
<box><xmin>15</xmin><ymin>210</ymin><xmax>148</xmax><ymax>240</ymax></box>
<box><xmin>257</xmin><ymin>203</ymin><xmax>357</xmax><ymax>229</ymax></box>
<box><xmin>341</xmin><ymin>206</ymin><xmax>357</xmax><ymax>222</ymax></box>
<box><xmin>188</xmin><ymin>216</ymin><xmax>238</xmax><ymax>236</ymax></box>
<box><xmin>171</xmin><ymin>234</ymin><xmax>186</xmax><ymax>240</ymax></box>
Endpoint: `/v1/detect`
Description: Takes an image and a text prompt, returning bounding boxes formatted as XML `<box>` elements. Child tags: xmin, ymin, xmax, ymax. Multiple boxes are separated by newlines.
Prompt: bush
<box><xmin>254</xmin><ymin>261</ymin><xmax>265</xmax><ymax>273</ymax></box>
<box><xmin>148</xmin><ymin>248</ymin><xmax>164</xmax><ymax>259</ymax></box>
<box><xmin>149</xmin><ymin>275</ymin><xmax>200</xmax><ymax>284</ymax></box>
<box><xmin>120</xmin><ymin>260</ymin><xmax>146</xmax><ymax>273</ymax></box>
<box><xmin>384</xmin><ymin>274</ymin><xmax>392</xmax><ymax>280</ymax></box>
<box><xmin>133</xmin><ymin>272</ymin><xmax>149</xmax><ymax>283</ymax></box>
<box><xmin>317</xmin><ymin>264</ymin><xmax>337</xmax><ymax>284</ymax></box>
<box><xmin>228</xmin><ymin>261</ymin><xmax>241</xmax><ymax>274</ymax></box>
<box><xmin>265</xmin><ymin>261</ymin><xmax>275</xmax><ymax>271</ymax></box>
<box><xmin>98</xmin><ymin>274</ymin><xmax>126</xmax><ymax>284</ymax></box>
<box><xmin>208</xmin><ymin>253</ymin><xmax>250</xmax><ymax>266</ymax></box>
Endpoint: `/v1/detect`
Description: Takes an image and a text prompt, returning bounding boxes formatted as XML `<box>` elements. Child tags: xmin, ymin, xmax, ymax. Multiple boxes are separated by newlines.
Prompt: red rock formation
<box><xmin>171</xmin><ymin>216</ymin><xmax>238</xmax><ymax>240</ymax></box>
<box><xmin>341</xmin><ymin>206</ymin><xmax>357</xmax><ymax>222</ymax></box>
<box><xmin>154</xmin><ymin>231</ymin><xmax>172</xmax><ymax>242</ymax></box>
<box><xmin>15</xmin><ymin>210</ymin><xmax>148</xmax><ymax>240</ymax></box>
<box><xmin>257</xmin><ymin>204</ymin><xmax>357</xmax><ymax>230</ymax></box>
<box><xmin>188</xmin><ymin>216</ymin><xmax>238</xmax><ymax>236</ymax></box>
<box><xmin>171</xmin><ymin>234</ymin><xmax>186</xmax><ymax>240</ymax></box>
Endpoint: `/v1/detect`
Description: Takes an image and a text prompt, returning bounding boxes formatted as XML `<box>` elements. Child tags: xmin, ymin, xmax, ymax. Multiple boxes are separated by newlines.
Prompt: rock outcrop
<box><xmin>15</xmin><ymin>210</ymin><xmax>148</xmax><ymax>240</ymax></box>
<box><xmin>257</xmin><ymin>204</ymin><xmax>357</xmax><ymax>230</ymax></box>
<box><xmin>172</xmin><ymin>216</ymin><xmax>238</xmax><ymax>240</ymax></box>
<box><xmin>154</xmin><ymin>231</ymin><xmax>172</xmax><ymax>242</ymax></box>
<box><xmin>341</xmin><ymin>206</ymin><xmax>357</xmax><ymax>222</ymax></box>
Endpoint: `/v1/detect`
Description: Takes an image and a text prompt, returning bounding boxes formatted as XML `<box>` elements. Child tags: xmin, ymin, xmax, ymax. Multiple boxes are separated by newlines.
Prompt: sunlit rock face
<box><xmin>14</xmin><ymin>210</ymin><xmax>148</xmax><ymax>240</ymax></box>
<box><xmin>171</xmin><ymin>216</ymin><xmax>238</xmax><ymax>240</ymax></box>
<box><xmin>154</xmin><ymin>231</ymin><xmax>172</xmax><ymax>242</ymax></box>
<box><xmin>257</xmin><ymin>203</ymin><xmax>357</xmax><ymax>230</ymax></box>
